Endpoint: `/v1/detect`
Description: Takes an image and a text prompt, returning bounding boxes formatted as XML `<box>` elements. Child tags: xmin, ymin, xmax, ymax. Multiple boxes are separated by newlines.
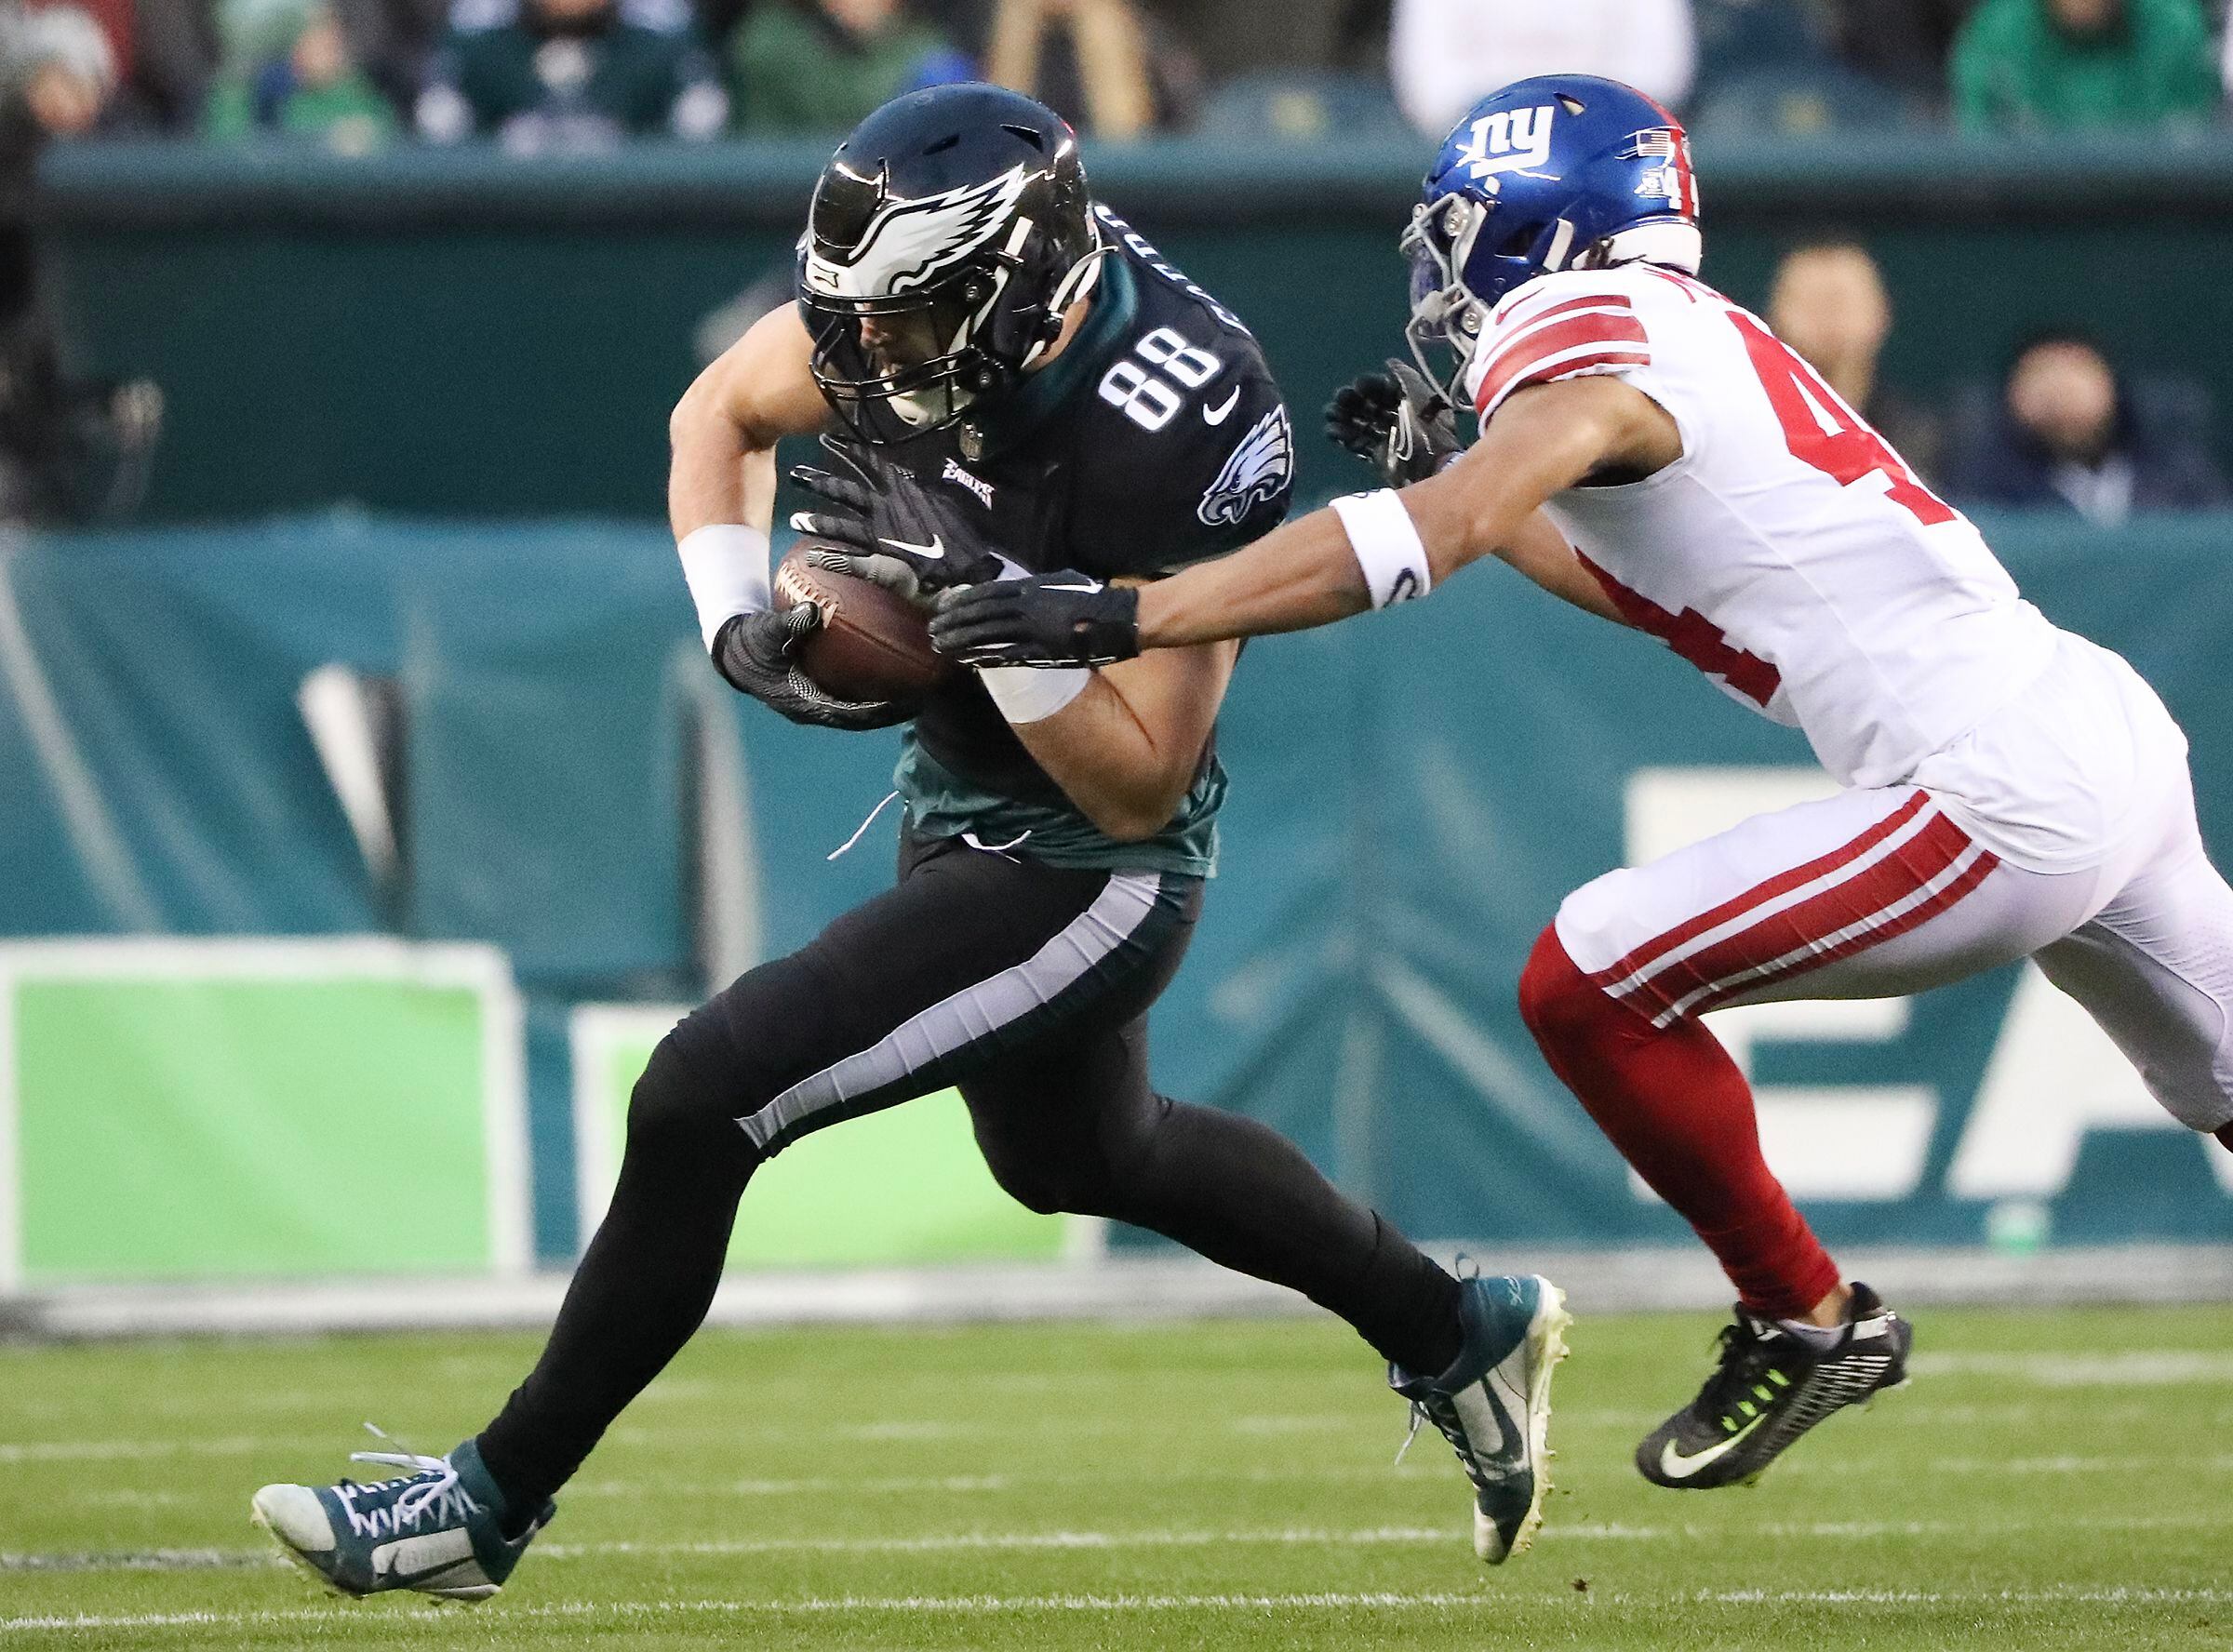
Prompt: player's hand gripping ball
<box><xmin>714</xmin><ymin>603</ymin><xmax>913</xmax><ymax>731</ymax></box>
<box><xmin>773</xmin><ymin>540</ymin><xmax>959</xmax><ymax>705</ymax></box>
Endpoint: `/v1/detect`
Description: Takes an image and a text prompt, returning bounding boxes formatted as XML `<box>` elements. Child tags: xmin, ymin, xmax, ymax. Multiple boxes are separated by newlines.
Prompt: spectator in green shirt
<box><xmin>729</xmin><ymin>0</ymin><xmax>970</xmax><ymax>136</ymax></box>
<box><xmin>417</xmin><ymin>0</ymin><xmax>728</xmax><ymax>153</ymax></box>
<box><xmin>1952</xmin><ymin>0</ymin><xmax>2220</xmax><ymax>132</ymax></box>
<box><xmin>203</xmin><ymin>0</ymin><xmax>397</xmax><ymax>150</ymax></box>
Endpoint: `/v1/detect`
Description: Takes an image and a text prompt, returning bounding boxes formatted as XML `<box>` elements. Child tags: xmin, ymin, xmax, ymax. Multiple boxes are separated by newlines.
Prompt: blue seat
<box><xmin>1689</xmin><ymin>0</ymin><xmax>1921</xmax><ymax>133</ymax></box>
<box><xmin>1199</xmin><ymin>72</ymin><xmax>1411</xmax><ymax>144</ymax></box>
<box><xmin>1689</xmin><ymin>63</ymin><xmax>1916</xmax><ymax>136</ymax></box>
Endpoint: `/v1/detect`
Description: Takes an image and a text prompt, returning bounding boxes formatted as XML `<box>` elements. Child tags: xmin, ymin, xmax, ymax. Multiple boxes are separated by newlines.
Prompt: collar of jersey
<box><xmin>969</xmin><ymin>252</ymin><xmax>1139</xmax><ymax>458</ymax></box>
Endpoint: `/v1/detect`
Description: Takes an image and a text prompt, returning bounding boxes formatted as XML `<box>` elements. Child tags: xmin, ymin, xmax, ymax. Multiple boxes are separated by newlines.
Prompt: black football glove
<box><xmin>1324</xmin><ymin>358</ymin><xmax>1461</xmax><ymax>488</ymax></box>
<box><xmin>929</xmin><ymin>572</ymin><xmax>1142</xmax><ymax>669</ymax></box>
<box><xmin>711</xmin><ymin>605</ymin><xmax>909</xmax><ymax>730</ymax></box>
<box><xmin>787</xmin><ymin>435</ymin><xmax>1013</xmax><ymax>606</ymax></box>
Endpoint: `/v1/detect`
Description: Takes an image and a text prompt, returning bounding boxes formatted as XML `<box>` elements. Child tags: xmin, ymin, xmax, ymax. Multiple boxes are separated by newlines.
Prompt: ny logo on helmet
<box><xmin>1457</xmin><ymin>106</ymin><xmax>1556</xmax><ymax>180</ymax></box>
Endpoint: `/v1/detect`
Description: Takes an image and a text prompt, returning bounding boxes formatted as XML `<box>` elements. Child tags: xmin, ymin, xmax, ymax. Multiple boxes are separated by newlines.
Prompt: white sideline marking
<box><xmin>1784</xmin><ymin>1451</ymin><xmax>2233</xmax><ymax>1480</ymax></box>
<box><xmin>9</xmin><ymin>1586</ymin><xmax>2233</xmax><ymax>1632</ymax></box>
<box><xmin>605</xmin><ymin>1410</ymin><xmax>1393</xmax><ymax>1448</ymax></box>
<box><xmin>0</xmin><ymin>1550</ymin><xmax>271</xmax><ymax>1573</ymax></box>
<box><xmin>542</xmin><ymin>1509</ymin><xmax>2233</xmax><ymax>1563</ymax></box>
<box><xmin>558</xmin><ymin>1446</ymin><xmax>2233</xmax><ymax>1504</ymax></box>
<box><xmin>1908</xmin><ymin>1350</ymin><xmax>2233</xmax><ymax>1386</ymax></box>
<box><xmin>17</xmin><ymin>1508</ymin><xmax>2230</xmax><ymax>1577</ymax></box>
<box><xmin>569</xmin><ymin>1473</ymin><xmax>1018</xmax><ymax>1499</ymax></box>
<box><xmin>537</xmin><ymin>1526</ymin><xmax>1458</xmax><ymax>1560</ymax></box>
<box><xmin>0</xmin><ymin>1436</ymin><xmax>287</xmax><ymax>1464</ymax></box>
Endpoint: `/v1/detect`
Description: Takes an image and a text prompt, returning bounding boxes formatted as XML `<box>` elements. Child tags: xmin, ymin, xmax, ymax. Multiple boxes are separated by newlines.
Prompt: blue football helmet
<box><xmin>1402</xmin><ymin>75</ymin><xmax>1703</xmax><ymax>401</ymax></box>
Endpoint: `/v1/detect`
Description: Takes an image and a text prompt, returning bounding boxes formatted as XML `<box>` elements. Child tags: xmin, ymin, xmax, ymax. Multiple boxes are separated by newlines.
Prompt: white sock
<box><xmin>1774</xmin><ymin>1315</ymin><xmax>1845</xmax><ymax>1352</ymax></box>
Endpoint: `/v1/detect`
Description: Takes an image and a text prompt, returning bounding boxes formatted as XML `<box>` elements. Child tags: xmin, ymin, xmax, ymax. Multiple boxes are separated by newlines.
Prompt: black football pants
<box><xmin>476</xmin><ymin>830</ymin><xmax>1461</xmax><ymax>1515</ymax></box>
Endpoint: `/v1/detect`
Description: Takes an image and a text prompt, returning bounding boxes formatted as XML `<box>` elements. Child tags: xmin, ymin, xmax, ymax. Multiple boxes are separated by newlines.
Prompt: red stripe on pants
<box><xmin>1622</xmin><ymin>810</ymin><xmax>1975</xmax><ymax>1021</ymax></box>
<box><xmin>1589</xmin><ymin>792</ymin><xmax>1932</xmax><ymax>993</ymax></box>
<box><xmin>1686</xmin><ymin>846</ymin><xmax>1999</xmax><ymax>1019</ymax></box>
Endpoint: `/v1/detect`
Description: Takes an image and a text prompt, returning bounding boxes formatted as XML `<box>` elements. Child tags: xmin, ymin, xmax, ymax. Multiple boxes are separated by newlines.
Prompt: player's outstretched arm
<box><xmin>932</xmin><ymin>378</ymin><xmax>1672</xmax><ymax>666</ymax></box>
<box><xmin>1138</xmin><ymin>377</ymin><xmax>1672</xmax><ymax>647</ymax></box>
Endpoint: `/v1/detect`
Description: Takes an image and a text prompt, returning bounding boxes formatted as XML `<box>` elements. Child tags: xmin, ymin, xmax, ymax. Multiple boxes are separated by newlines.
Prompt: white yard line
<box><xmin>20</xmin><ymin>1509</ymin><xmax>2225</xmax><ymax>1578</ymax></box>
<box><xmin>528</xmin><ymin>1509</ymin><xmax>2225</xmax><ymax>1559</ymax></box>
<box><xmin>8</xmin><ymin>1586</ymin><xmax>2233</xmax><ymax>1634</ymax></box>
<box><xmin>555</xmin><ymin>1447</ymin><xmax>2233</xmax><ymax>1502</ymax></box>
<box><xmin>1907</xmin><ymin>1351</ymin><xmax>2233</xmax><ymax>1385</ymax></box>
<box><xmin>0</xmin><ymin>1551</ymin><xmax>270</xmax><ymax>1573</ymax></box>
<box><xmin>0</xmin><ymin>1436</ymin><xmax>297</xmax><ymax>1464</ymax></box>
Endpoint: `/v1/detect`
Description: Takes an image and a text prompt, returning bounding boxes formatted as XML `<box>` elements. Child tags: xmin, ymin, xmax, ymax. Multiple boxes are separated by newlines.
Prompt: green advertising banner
<box><xmin>568</xmin><ymin>1006</ymin><xmax>1074</xmax><ymax>1269</ymax></box>
<box><xmin>0</xmin><ymin>939</ymin><xmax>528</xmax><ymax>1286</ymax></box>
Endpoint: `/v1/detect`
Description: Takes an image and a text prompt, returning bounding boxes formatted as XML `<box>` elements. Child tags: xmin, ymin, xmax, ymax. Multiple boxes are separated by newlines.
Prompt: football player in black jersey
<box><xmin>248</xmin><ymin>85</ymin><xmax>1568</xmax><ymax>1598</ymax></box>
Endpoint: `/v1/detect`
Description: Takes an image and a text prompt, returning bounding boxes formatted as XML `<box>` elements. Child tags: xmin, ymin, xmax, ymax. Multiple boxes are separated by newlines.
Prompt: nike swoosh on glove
<box><xmin>1324</xmin><ymin>358</ymin><xmax>1460</xmax><ymax>489</ymax></box>
<box><xmin>929</xmin><ymin>573</ymin><xmax>1141</xmax><ymax>669</ymax></box>
<box><xmin>787</xmin><ymin>434</ymin><xmax>1014</xmax><ymax>604</ymax></box>
<box><xmin>712</xmin><ymin>606</ymin><xmax>910</xmax><ymax>730</ymax></box>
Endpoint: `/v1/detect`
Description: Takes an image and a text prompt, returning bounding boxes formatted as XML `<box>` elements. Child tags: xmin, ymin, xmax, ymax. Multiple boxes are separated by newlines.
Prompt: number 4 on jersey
<box><xmin>1732</xmin><ymin>313</ymin><xmax>1954</xmax><ymax>527</ymax></box>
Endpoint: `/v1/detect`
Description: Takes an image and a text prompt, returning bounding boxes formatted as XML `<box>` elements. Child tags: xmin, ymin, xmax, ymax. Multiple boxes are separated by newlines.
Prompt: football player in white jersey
<box><xmin>915</xmin><ymin>74</ymin><xmax>2233</xmax><ymax>1491</ymax></box>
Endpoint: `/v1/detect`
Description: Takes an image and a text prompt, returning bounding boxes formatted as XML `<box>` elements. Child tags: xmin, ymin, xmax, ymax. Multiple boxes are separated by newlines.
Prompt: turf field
<box><xmin>3</xmin><ymin>1303</ymin><xmax>2230</xmax><ymax>1650</ymax></box>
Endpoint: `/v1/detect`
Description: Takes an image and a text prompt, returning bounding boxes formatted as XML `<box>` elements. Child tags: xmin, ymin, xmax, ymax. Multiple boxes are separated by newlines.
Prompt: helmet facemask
<box><xmin>1400</xmin><ymin>196</ymin><xmax>1488</xmax><ymax>406</ymax></box>
<box><xmin>803</xmin><ymin>260</ymin><xmax>1013</xmax><ymax>442</ymax></box>
<box><xmin>1401</xmin><ymin>194</ymin><xmax>1577</xmax><ymax>406</ymax></box>
<box><xmin>803</xmin><ymin>221</ymin><xmax>1108</xmax><ymax>445</ymax></box>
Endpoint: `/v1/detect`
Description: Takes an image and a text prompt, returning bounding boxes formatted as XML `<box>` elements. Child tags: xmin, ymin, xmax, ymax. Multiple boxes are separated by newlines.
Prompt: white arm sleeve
<box><xmin>1330</xmin><ymin>489</ymin><xmax>1433</xmax><ymax>610</ymax></box>
<box><xmin>676</xmin><ymin>524</ymin><xmax>771</xmax><ymax>654</ymax></box>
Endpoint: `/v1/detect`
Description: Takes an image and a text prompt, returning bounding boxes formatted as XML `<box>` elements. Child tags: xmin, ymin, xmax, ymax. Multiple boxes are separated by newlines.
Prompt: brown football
<box><xmin>773</xmin><ymin>540</ymin><xmax>956</xmax><ymax>705</ymax></box>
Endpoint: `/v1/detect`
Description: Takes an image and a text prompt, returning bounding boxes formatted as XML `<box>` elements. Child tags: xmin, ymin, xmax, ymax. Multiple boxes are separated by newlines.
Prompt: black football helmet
<box><xmin>797</xmin><ymin>83</ymin><xmax>1105</xmax><ymax>445</ymax></box>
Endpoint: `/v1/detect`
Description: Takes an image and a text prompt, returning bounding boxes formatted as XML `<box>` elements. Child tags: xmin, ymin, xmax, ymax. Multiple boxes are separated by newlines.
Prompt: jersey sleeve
<box><xmin>1465</xmin><ymin>267</ymin><xmax>1716</xmax><ymax>466</ymax></box>
<box><xmin>1171</xmin><ymin>380</ymin><xmax>1295</xmax><ymax>566</ymax></box>
<box><xmin>1465</xmin><ymin>275</ymin><xmax>1657</xmax><ymax>423</ymax></box>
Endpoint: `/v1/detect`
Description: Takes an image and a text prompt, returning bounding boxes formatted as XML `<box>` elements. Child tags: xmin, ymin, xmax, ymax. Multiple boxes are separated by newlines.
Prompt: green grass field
<box><xmin>4</xmin><ymin>1303</ymin><xmax>2231</xmax><ymax>1650</ymax></box>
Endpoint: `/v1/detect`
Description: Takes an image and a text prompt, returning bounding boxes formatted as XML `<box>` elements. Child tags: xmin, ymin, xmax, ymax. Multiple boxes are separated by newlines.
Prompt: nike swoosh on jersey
<box><xmin>1043</xmin><ymin>581</ymin><xmax>1103</xmax><ymax>593</ymax></box>
<box><xmin>880</xmin><ymin>536</ymin><xmax>944</xmax><ymax>560</ymax></box>
<box><xmin>1202</xmin><ymin>386</ymin><xmax>1242</xmax><ymax>426</ymax></box>
<box><xmin>1656</xmin><ymin>1413</ymin><xmax>1770</xmax><ymax>1480</ymax></box>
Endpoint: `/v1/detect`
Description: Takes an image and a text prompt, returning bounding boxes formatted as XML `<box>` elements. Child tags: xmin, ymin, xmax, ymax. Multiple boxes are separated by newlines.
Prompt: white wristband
<box><xmin>676</xmin><ymin>524</ymin><xmax>771</xmax><ymax>652</ymax></box>
<box><xmin>1329</xmin><ymin>489</ymin><xmax>1433</xmax><ymax>610</ymax></box>
<box><xmin>977</xmin><ymin>664</ymin><xmax>1091</xmax><ymax>725</ymax></box>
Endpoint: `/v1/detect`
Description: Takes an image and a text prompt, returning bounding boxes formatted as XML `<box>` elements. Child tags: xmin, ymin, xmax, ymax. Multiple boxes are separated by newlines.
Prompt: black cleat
<box><xmin>1637</xmin><ymin>1282</ymin><xmax>1910</xmax><ymax>1490</ymax></box>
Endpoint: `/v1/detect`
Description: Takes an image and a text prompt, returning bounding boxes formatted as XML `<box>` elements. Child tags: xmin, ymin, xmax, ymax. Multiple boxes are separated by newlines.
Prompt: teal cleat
<box><xmin>1390</xmin><ymin>1272</ymin><xmax>1571</xmax><ymax>1564</ymax></box>
<box><xmin>250</xmin><ymin>1432</ymin><xmax>552</xmax><ymax>1602</ymax></box>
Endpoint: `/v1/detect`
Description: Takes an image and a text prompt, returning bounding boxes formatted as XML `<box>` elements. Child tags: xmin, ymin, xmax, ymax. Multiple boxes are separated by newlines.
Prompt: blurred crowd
<box><xmin>1769</xmin><ymin>238</ymin><xmax>2227</xmax><ymax>523</ymax></box>
<box><xmin>7</xmin><ymin>0</ymin><xmax>2233</xmax><ymax>151</ymax></box>
<box><xmin>13</xmin><ymin>0</ymin><xmax>1201</xmax><ymax>148</ymax></box>
<box><xmin>7</xmin><ymin>0</ymin><xmax>2232</xmax><ymax>530</ymax></box>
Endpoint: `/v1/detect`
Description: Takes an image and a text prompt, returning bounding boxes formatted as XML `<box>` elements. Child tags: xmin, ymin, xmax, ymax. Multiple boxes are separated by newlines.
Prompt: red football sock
<box><xmin>1518</xmin><ymin>925</ymin><xmax>1840</xmax><ymax>1320</ymax></box>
